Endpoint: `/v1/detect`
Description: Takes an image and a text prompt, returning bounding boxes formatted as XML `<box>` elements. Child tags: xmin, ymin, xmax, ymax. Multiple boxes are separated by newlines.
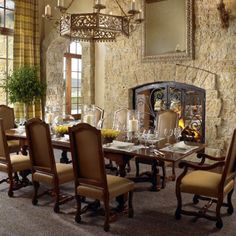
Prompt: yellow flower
<box><xmin>101</xmin><ymin>129</ymin><xmax>120</xmax><ymax>139</ymax></box>
<box><xmin>54</xmin><ymin>125</ymin><xmax>69</xmax><ymax>135</ymax></box>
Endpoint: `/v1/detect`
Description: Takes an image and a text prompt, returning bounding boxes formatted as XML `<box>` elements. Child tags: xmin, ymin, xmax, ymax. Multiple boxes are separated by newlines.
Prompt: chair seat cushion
<box><xmin>11</xmin><ymin>155</ymin><xmax>31</xmax><ymax>172</ymax></box>
<box><xmin>180</xmin><ymin>170</ymin><xmax>234</xmax><ymax>198</ymax></box>
<box><xmin>7</xmin><ymin>140</ymin><xmax>21</xmax><ymax>153</ymax></box>
<box><xmin>0</xmin><ymin>155</ymin><xmax>31</xmax><ymax>172</ymax></box>
<box><xmin>33</xmin><ymin>163</ymin><xmax>74</xmax><ymax>185</ymax></box>
<box><xmin>77</xmin><ymin>174</ymin><xmax>134</xmax><ymax>200</ymax></box>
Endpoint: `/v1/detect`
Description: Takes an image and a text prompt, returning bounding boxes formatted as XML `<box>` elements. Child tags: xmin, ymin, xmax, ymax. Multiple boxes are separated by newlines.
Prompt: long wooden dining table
<box><xmin>5</xmin><ymin>128</ymin><xmax>205</xmax><ymax>190</ymax></box>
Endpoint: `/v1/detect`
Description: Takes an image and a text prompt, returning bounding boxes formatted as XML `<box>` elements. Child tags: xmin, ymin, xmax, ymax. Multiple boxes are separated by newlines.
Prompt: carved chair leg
<box><xmin>215</xmin><ymin>197</ymin><xmax>223</xmax><ymax>229</ymax></box>
<box><xmin>193</xmin><ymin>194</ymin><xmax>200</xmax><ymax>204</ymax></box>
<box><xmin>103</xmin><ymin>198</ymin><xmax>110</xmax><ymax>232</ymax></box>
<box><xmin>32</xmin><ymin>181</ymin><xmax>40</xmax><ymax>205</ymax></box>
<box><xmin>175</xmin><ymin>185</ymin><xmax>182</xmax><ymax>220</ymax></box>
<box><xmin>128</xmin><ymin>191</ymin><xmax>134</xmax><ymax>218</ymax></box>
<box><xmin>54</xmin><ymin>185</ymin><xmax>60</xmax><ymax>213</ymax></box>
<box><xmin>135</xmin><ymin>159</ymin><xmax>140</xmax><ymax>177</ymax></box>
<box><xmin>227</xmin><ymin>189</ymin><xmax>234</xmax><ymax>215</ymax></box>
<box><xmin>75</xmin><ymin>195</ymin><xmax>82</xmax><ymax>223</ymax></box>
<box><xmin>8</xmin><ymin>174</ymin><xmax>14</xmax><ymax>197</ymax></box>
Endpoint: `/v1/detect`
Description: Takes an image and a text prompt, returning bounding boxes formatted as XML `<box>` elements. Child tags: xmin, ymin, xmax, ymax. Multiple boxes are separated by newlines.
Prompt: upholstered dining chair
<box><xmin>175</xmin><ymin>129</ymin><xmax>236</xmax><ymax>229</ymax></box>
<box><xmin>135</xmin><ymin>110</ymin><xmax>179</xmax><ymax>191</ymax></box>
<box><xmin>0</xmin><ymin>105</ymin><xmax>21</xmax><ymax>153</ymax></box>
<box><xmin>95</xmin><ymin>106</ymin><xmax>104</xmax><ymax>129</ymax></box>
<box><xmin>69</xmin><ymin>123</ymin><xmax>134</xmax><ymax>232</ymax></box>
<box><xmin>25</xmin><ymin>118</ymin><xmax>74</xmax><ymax>213</ymax></box>
<box><xmin>112</xmin><ymin>108</ymin><xmax>128</xmax><ymax>131</ymax></box>
<box><xmin>0</xmin><ymin>119</ymin><xmax>31</xmax><ymax>197</ymax></box>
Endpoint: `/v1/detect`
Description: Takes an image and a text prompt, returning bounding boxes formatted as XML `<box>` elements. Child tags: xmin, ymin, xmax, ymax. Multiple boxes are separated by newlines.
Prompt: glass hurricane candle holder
<box><xmin>127</xmin><ymin>110</ymin><xmax>140</xmax><ymax>141</ymax></box>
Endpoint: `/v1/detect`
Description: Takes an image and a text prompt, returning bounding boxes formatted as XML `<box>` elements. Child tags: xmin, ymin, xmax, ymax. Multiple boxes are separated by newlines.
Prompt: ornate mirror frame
<box><xmin>142</xmin><ymin>0</ymin><xmax>194</xmax><ymax>62</ymax></box>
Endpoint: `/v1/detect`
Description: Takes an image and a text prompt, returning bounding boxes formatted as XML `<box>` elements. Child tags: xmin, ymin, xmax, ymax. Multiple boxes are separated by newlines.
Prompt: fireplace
<box><xmin>132</xmin><ymin>81</ymin><xmax>206</xmax><ymax>143</ymax></box>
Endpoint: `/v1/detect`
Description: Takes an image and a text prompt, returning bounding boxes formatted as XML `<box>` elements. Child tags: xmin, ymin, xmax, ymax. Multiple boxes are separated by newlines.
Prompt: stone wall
<box><xmin>103</xmin><ymin>0</ymin><xmax>236</xmax><ymax>154</ymax></box>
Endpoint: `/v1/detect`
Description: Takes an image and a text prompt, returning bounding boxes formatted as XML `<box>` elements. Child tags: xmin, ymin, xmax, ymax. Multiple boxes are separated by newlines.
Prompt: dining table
<box><xmin>5</xmin><ymin>128</ymin><xmax>205</xmax><ymax>190</ymax></box>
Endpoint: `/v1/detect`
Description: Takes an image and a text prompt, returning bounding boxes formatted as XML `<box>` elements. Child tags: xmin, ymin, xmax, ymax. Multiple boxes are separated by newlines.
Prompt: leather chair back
<box><xmin>156</xmin><ymin>110</ymin><xmax>178</xmax><ymax>138</ymax></box>
<box><xmin>0</xmin><ymin>105</ymin><xmax>15</xmax><ymax>131</ymax></box>
<box><xmin>222</xmin><ymin>129</ymin><xmax>236</xmax><ymax>186</ymax></box>
<box><xmin>26</xmin><ymin>118</ymin><xmax>56</xmax><ymax>172</ymax></box>
<box><xmin>0</xmin><ymin>119</ymin><xmax>9</xmax><ymax>162</ymax></box>
<box><xmin>69</xmin><ymin>123</ymin><xmax>107</xmax><ymax>188</ymax></box>
<box><xmin>95</xmin><ymin>106</ymin><xmax>104</xmax><ymax>128</ymax></box>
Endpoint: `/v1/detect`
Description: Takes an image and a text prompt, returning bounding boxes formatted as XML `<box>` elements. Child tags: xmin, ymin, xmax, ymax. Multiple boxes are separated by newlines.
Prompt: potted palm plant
<box><xmin>5</xmin><ymin>66</ymin><xmax>46</xmax><ymax>120</ymax></box>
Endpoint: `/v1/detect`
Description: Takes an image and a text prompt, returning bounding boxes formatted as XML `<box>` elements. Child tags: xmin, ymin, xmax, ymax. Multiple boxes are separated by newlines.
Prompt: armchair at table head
<box><xmin>175</xmin><ymin>129</ymin><xmax>236</xmax><ymax>229</ymax></box>
<box><xmin>25</xmin><ymin>118</ymin><xmax>74</xmax><ymax>213</ymax></box>
<box><xmin>69</xmin><ymin>123</ymin><xmax>134</xmax><ymax>232</ymax></box>
<box><xmin>156</xmin><ymin>109</ymin><xmax>179</xmax><ymax>138</ymax></box>
<box><xmin>0</xmin><ymin>118</ymin><xmax>31</xmax><ymax>197</ymax></box>
<box><xmin>0</xmin><ymin>105</ymin><xmax>21</xmax><ymax>153</ymax></box>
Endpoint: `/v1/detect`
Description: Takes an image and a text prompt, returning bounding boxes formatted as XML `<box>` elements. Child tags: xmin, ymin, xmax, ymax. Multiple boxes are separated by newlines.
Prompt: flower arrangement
<box><xmin>101</xmin><ymin>129</ymin><xmax>120</xmax><ymax>143</ymax></box>
<box><xmin>53</xmin><ymin>125</ymin><xmax>69</xmax><ymax>135</ymax></box>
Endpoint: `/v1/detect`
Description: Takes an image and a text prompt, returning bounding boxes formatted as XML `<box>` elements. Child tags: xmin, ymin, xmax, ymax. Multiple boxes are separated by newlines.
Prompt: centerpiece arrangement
<box><xmin>101</xmin><ymin>129</ymin><xmax>120</xmax><ymax>144</ymax></box>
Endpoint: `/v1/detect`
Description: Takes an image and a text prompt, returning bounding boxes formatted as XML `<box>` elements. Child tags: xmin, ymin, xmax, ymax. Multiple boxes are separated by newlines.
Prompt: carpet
<box><xmin>0</xmin><ymin>155</ymin><xmax>235</xmax><ymax>236</ymax></box>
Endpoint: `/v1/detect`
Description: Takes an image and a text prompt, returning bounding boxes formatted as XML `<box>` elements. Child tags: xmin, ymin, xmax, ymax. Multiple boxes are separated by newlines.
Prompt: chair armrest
<box><xmin>178</xmin><ymin>160</ymin><xmax>225</xmax><ymax>171</ymax></box>
<box><xmin>196</xmin><ymin>153</ymin><xmax>225</xmax><ymax>165</ymax></box>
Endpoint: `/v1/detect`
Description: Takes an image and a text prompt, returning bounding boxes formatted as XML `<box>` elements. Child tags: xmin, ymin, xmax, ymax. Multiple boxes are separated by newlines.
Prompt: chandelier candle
<box><xmin>131</xmin><ymin>0</ymin><xmax>136</xmax><ymax>11</ymax></box>
<box><xmin>57</xmin><ymin>0</ymin><xmax>64</xmax><ymax>7</ymax></box>
<box><xmin>45</xmin><ymin>5</ymin><xmax>52</xmax><ymax>17</ymax></box>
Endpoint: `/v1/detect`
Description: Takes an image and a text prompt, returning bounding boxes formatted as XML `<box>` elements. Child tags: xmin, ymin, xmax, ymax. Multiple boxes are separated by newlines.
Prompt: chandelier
<box><xmin>43</xmin><ymin>0</ymin><xmax>144</xmax><ymax>42</ymax></box>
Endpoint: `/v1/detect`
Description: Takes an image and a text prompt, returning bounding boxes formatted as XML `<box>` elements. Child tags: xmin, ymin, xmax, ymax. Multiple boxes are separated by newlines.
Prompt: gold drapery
<box><xmin>13</xmin><ymin>0</ymin><xmax>41</xmax><ymax>120</ymax></box>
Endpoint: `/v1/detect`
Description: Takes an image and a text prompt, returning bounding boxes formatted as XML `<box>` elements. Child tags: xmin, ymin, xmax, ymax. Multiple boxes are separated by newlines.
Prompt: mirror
<box><xmin>142</xmin><ymin>0</ymin><xmax>194</xmax><ymax>62</ymax></box>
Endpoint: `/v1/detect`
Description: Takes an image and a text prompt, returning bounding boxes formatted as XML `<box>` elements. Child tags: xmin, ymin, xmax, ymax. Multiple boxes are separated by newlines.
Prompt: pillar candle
<box><xmin>128</xmin><ymin>119</ymin><xmax>138</xmax><ymax>132</ymax></box>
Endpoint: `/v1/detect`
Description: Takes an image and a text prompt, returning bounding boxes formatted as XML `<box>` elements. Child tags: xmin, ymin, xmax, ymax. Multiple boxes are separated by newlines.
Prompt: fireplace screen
<box><xmin>132</xmin><ymin>82</ymin><xmax>205</xmax><ymax>143</ymax></box>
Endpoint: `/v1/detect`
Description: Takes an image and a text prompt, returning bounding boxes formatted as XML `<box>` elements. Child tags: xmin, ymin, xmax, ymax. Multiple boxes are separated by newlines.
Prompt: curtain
<box><xmin>13</xmin><ymin>0</ymin><xmax>41</xmax><ymax>120</ymax></box>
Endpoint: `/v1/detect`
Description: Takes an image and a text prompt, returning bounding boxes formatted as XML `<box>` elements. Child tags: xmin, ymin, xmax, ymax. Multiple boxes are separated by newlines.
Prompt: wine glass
<box><xmin>142</xmin><ymin>129</ymin><xmax>149</xmax><ymax>149</ymax></box>
<box><xmin>174</xmin><ymin>127</ymin><xmax>182</xmax><ymax>142</ymax></box>
<box><xmin>164</xmin><ymin>128</ymin><xmax>173</xmax><ymax>146</ymax></box>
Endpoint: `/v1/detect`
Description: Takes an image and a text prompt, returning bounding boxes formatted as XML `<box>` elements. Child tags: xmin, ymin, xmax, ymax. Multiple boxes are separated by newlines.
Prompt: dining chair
<box><xmin>25</xmin><ymin>118</ymin><xmax>74</xmax><ymax>213</ymax></box>
<box><xmin>135</xmin><ymin>110</ymin><xmax>179</xmax><ymax>191</ymax></box>
<box><xmin>95</xmin><ymin>105</ymin><xmax>104</xmax><ymax>129</ymax></box>
<box><xmin>69</xmin><ymin>123</ymin><xmax>134</xmax><ymax>232</ymax></box>
<box><xmin>0</xmin><ymin>105</ymin><xmax>21</xmax><ymax>153</ymax></box>
<box><xmin>112</xmin><ymin>108</ymin><xmax>128</xmax><ymax>131</ymax></box>
<box><xmin>0</xmin><ymin>119</ymin><xmax>31</xmax><ymax>197</ymax></box>
<box><xmin>175</xmin><ymin>129</ymin><xmax>236</xmax><ymax>229</ymax></box>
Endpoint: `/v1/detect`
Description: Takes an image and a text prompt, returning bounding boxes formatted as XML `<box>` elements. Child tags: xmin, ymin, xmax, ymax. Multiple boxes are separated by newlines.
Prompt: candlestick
<box><xmin>45</xmin><ymin>5</ymin><xmax>52</xmax><ymax>17</ymax></box>
<box><xmin>96</xmin><ymin>0</ymin><xmax>102</xmax><ymax>4</ymax></box>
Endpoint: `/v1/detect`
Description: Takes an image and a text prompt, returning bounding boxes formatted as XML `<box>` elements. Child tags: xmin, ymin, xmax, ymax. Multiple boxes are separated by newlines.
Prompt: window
<box><xmin>63</xmin><ymin>41</ymin><xmax>82</xmax><ymax>115</ymax></box>
<box><xmin>0</xmin><ymin>0</ymin><xmax>14</xmax><ymax>104</ymax></box>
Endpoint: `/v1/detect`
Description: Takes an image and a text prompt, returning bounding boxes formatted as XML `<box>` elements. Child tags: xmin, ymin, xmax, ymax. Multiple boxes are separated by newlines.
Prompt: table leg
<box><xmin>60</xmin><ymin>150</ymin><xmax>70</xmax><ymax>163</ymax></box>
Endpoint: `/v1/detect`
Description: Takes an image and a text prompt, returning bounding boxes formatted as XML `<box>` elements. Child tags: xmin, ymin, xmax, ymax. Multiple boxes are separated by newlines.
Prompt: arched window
<box><xmin>63</xmin><ymin>41</ymin><xmax>82</xmax><ymax>115</ymax></box>
<box><xmin>0</xmin><ymin>0</ymin><xmax>15</xmax><ymax>104</ymax></box>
